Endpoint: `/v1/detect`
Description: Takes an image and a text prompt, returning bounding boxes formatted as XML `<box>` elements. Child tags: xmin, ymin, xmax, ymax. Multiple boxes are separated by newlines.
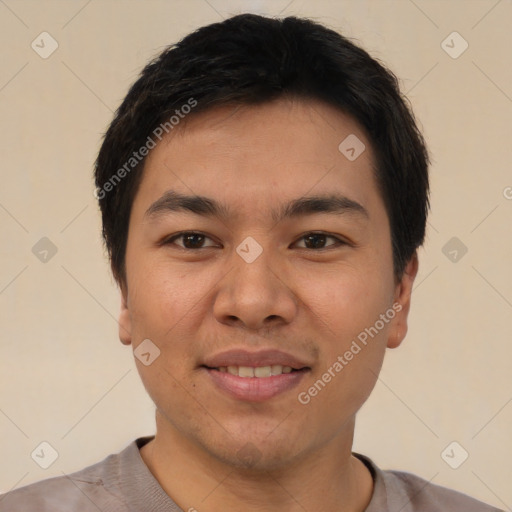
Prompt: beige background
<box><xmin>1</xmin><ymin>0</ymin><xmax>511</xmax><ymax>508</ymax></box>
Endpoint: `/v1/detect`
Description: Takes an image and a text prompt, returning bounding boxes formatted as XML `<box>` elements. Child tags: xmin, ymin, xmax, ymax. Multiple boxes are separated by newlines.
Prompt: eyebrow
<box><xmin>144</xmin><ymin>190</ymin><xmax>369</xmax><ymax>223</ymax></box>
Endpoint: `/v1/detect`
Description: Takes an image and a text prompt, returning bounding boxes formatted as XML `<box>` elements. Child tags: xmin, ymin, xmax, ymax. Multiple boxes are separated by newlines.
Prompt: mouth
<box><xmin>202</xmin><ymin>366</ymin><xmax>309</xmax><ymax>402</ymax></box>
<box><xmin>200</xmin><ymin>349</ymin><xmax>312</xmax><ymax>402</ymax></box>
<box><xmin>205</xmin><ymin>364</ymin><xmax>300</xmax><ymax>377</ymax></box>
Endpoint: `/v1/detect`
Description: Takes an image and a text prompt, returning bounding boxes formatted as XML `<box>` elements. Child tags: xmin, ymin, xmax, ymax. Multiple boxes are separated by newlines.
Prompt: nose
<box><xmin>213</xmin><ymin>245</ymin><xmax>298</xmax><ymax>332</ymax></box>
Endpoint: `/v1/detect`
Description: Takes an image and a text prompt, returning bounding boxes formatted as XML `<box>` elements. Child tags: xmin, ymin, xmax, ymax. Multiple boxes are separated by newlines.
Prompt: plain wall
<box><xmin>0</xmin><ymin>0</ymin><xmax>511</xmax><ymax>509</ymax></box>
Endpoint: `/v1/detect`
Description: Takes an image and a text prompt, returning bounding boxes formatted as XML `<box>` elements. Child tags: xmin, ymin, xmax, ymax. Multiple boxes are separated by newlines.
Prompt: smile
<box><xmin>203</xmin><ymin>366</ymin><xmax>309</xmax><ymax>402</ymax></box>
<box><xmin>214</xmin><ymin>365</ymin><xmax>294</xmax><ymax>377</ymax></box>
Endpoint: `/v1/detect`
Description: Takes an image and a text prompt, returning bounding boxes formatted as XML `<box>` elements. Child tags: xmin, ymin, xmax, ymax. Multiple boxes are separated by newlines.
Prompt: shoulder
<box><xmin>381</xmin><ymin>468</ymin><xmax>504</xmax><ymax>512</ymax></box>
<box><xmin>355</xmin><ymin>453</ymin><xmax>504</xmax><ymax>512</ymax></box>
<box><xmin>0</xmin><ymin>444</ymin><xmax>130</xmax><ymax>512</ymax></box>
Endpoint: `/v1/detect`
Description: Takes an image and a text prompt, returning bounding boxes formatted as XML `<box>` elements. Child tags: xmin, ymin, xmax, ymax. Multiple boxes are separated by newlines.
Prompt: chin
<box><xmin>200</xmin><ymin>429</ymin><xmax>306</xmax><ymax>473</ymax></box>
<box><xmin>218</xmin><ymin>445</ymin><xmax>298</xmax><ymax>473</ymax></box>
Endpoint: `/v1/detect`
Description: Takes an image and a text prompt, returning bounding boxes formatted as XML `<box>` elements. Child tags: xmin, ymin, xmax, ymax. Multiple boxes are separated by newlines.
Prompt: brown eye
<box><xmin>294</xmin><ymin>232</ymin><xmax>345</xmax><ymax>250</ymax></box>
<box><xmin>165</xmin><ymin>232</ymin><xmax>218</xmax><ymax>249</ymax></box>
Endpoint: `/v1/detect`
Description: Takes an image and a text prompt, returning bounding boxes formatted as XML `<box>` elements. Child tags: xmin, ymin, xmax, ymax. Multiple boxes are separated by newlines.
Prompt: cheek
<box><xmin>298</xmin><ymin>262</ymin><xmax>394</xmax><ymax>401</ymax></box>
<box><xmin>126</xmin><ymin>258</ymin><xmax>213</xmax><ymax>400</ymax></box>
<box><xmin>127</xmin><ymin>264</ymin><xmax>202</xmax><ymax>408</ymax></box>
<box><xmin>299</xmin><ymin>261</ymin><xmax>394</xmax><ymax>340</ymax></box>
<box><xmin>127</xmin><ymin>257</ymin><xmax>206</xmax><ymax>337</ymax></box>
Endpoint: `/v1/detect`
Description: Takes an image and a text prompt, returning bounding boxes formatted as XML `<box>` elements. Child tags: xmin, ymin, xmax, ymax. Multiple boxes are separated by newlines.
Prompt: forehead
<box><xmin>135</xmin><ymin>98</ymin><xmax>382</xmax><ymax>222</ymax></box>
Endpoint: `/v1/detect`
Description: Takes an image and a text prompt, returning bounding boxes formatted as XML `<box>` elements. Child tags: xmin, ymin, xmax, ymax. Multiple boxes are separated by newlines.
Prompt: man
<box><xmin>0</xmin><ymin>13</ymin><xmax>502</xmax><ymax>512</ymax></box>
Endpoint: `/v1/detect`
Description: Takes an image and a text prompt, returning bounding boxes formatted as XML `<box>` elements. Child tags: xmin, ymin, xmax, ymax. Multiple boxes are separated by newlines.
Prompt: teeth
<box><xmin>217</xmin><ymin>365</ymin><xmax>294</xmax><ymax>377</ymax></box>
<box><xmin>254</xmin><ymin>366</ymin><xmax>271</xmax><ymax>377</ymax></box>
<box><xmin>238</xmin><ymin>366</ymin><xmax>255</xmax><ymax>378</ymax></box>
<box><xmin>271</xmin><ymin>365</ymin><xmax>283</xmax><ymax>375</ymax></box>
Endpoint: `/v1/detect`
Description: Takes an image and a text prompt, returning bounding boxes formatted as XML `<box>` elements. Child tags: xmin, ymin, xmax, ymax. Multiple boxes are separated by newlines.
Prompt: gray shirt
<box><xmin>0</xmin><ymin>436</ymin><xmax>503</xmax><ymax>511</ymax></box>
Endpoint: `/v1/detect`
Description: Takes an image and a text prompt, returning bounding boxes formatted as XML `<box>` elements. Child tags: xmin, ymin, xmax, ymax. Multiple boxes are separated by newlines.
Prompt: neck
<box><xmin>140</xmin><ymin>413</ymin><xmax>373</xmax><ymax>512</ymax></box>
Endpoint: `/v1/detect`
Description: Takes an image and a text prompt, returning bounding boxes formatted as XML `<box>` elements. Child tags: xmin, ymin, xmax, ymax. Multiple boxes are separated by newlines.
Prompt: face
<box><xmin>119</xmin><ymin>98</ymin><xmax>417</xmax><ymax>470</ymax></box>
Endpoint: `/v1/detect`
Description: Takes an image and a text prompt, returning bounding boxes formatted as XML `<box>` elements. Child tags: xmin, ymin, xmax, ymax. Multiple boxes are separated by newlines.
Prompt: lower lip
<box><xmin>204</xmin><ymin>368</ymin><xmax>308</xmax><ymax>402</ymax></box>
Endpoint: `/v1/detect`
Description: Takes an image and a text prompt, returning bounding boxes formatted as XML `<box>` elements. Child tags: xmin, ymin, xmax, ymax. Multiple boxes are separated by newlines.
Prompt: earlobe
<box><xmin>388</xmin><ymin>326</ymin><xmax>405</xmax><ymax>349</ymax></box>
<box><xmin>118</xmin><ymin>285</ymin><xmax>132</xmax><ymax>346</ymax></box>
<box><xmin>387</xmin><ymin>252</ymin><xmax>419</xmax><ymax>349</ymax></box>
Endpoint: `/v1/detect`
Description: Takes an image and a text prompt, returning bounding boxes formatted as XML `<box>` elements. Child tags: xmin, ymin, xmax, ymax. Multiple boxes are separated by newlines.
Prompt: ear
<box><xmin>118</xmin><ymin>282</ymin><xmax>132</xmax><ymax>346</ymax></box>
<box><xmin>387</xmin><ymin>252</ymin><xmax>419</xmax><ymax>349</ymax></box>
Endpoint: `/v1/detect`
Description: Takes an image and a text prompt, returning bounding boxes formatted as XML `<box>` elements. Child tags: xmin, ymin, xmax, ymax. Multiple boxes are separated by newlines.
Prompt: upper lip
<box><xmin>202</xmin><ymin>349</ymin><xmax>312</xmax><ymax>370</ymax></box>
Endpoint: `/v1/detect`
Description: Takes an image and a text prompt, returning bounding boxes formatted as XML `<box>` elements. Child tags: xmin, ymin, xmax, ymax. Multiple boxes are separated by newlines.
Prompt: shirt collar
<box><xmin>126</xmin><ymin>437</ymin><xmax>393</xmax><ymax>511</ymax></box>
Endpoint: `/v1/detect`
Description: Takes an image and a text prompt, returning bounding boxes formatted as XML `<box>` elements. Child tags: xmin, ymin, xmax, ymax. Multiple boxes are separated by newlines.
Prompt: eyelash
<box><xmin>162</xmin><ymin>231</ymin><xmax>349</xmax><ymax>251</ymax></box>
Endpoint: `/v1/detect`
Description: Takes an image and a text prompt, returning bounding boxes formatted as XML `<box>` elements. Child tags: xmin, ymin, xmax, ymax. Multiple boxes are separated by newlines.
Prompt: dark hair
<box><xmin>95</xmin><ymin>13</ymin><xmax>429</xmax><ymax>285</ymax></box>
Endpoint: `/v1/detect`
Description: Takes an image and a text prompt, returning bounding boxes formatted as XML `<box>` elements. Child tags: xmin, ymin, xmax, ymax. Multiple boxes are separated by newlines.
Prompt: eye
<box><xmin>163</xmin><ymin>232</ymin><xmax>219</xmax><ymax>249</ymax></box>
<box><xmin>293</xmin><ymin>232</ymin><xmax>347</xmax><ymax>250</ymax></box>
<box><xmin>162</xmin><ymin>231</ymin><xmax>348</xmax><ymax>251</ymax></box>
